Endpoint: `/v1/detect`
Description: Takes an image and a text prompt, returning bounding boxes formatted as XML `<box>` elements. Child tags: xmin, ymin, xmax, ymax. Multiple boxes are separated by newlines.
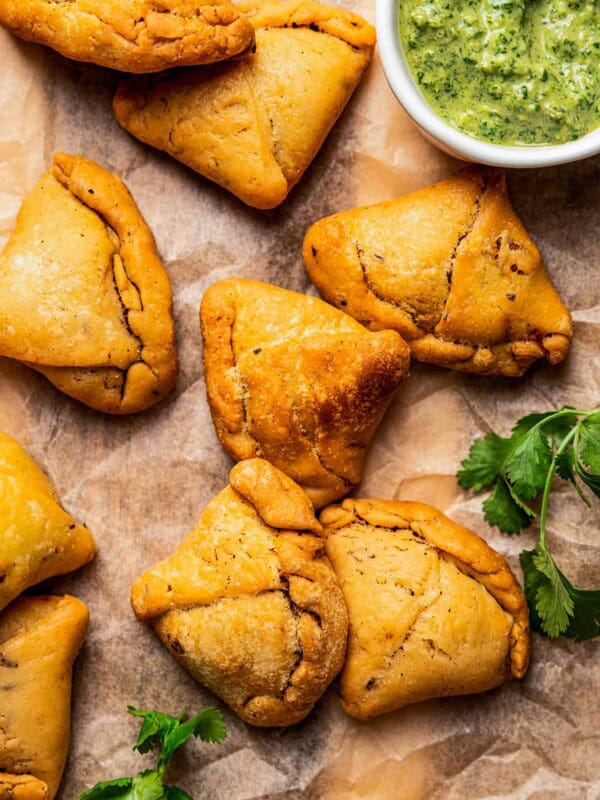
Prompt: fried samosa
<box><xmin>131</xmin><ymin>459</ymin><xmax>348</xmax><ymax>727</ymax></box>
<box><xmin>0</xmin><ymin>153</ymin><xmax>178</xmax><ymax>413</ymax></box>
<box><xmin>0</xmin><ymin>595</ymin><xmax>89</xmax><ymax>800</ymax></box>
<box><xmin>200</xmin><ymin>279</ymin><xmax>410</xmax><ymax>508</ymax></box>
<box><xmin>113</xmin><ymin>0</ymin><xmax>376</xmax><ymax>209</ymax></box>
<box><xmin>321</xmin><ymin>498</ymin><xmax>530</xmax><ymax>720</ymax></box>
<box><xmin>0</xmin><ymin>0</ymin><xmax>255</xmax><ymax>73</ymax></box>
<box><xmin>304</xmin><ymin>166</ymin><xmax>572</xmax><ymax>376</ymax></box>
<box><xmin>0</xmin><ymin>432</ymin><xmax>96</xmax><ymax>612</ymax></box>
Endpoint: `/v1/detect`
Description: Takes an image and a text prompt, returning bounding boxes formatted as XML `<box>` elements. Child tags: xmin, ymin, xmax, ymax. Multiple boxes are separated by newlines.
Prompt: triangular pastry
<box><xmin>0</xmin><ymin>0</ymin><xmax>255</xmax><ymax>73</ymax></box>
<box><xmin>0</xmin><ymin>432</ymin><xmax>96</xmax><ymax>612</ymax></box>
<box><xmin>113</xmin><ymin>0</ymin><xmax>376</xmax><ymax>209</ymax></box>
<box><xmin>304</xmin><ymin>166</ymin><xmax>572</xmax><ymax>376</ymax></box>
<box><xmin>321</xmin><ymin>498</ymin><xmax>530</xmax><ymax>719</ymax></box>
<box><xmin>0</xmin><ymin>595</ymin><xmax>89</xmax><ymax>800</ymax></box>
<box><xmin>0</xmin><ymin>153</ymin><xmax>178</xmax><ymax>413</ymax></box>
<box><xmin>200</xmin><ymin>279</ymin><xmax>410</xmax><ymax>508</ymax></box>
<box><xmin>131</xmin><ymin>459</ymin><xmax>348</xmax><ymax>727</ymax></box>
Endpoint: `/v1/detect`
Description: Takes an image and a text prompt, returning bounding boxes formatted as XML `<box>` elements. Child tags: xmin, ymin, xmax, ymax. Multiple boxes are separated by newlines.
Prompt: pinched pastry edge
<box><xmin>236</xmin><ymin>0</ymin><xmax>376</xmax><ymax>49</ymax></box>
<box><xmin>0</xmin><ymin>0</ymin><xmax>255</xmax><ymax>73</ymax></box>
<box><xmin>320</xmin><ymin>497</ymin><xmax>530</xmax><ymax>681</ymax></box>
<box><xmin>304</xmin><ymin>166</ymin><xmax>572</xmax><ymax>376</ymax></box>
<box><xmin>131</xmin><ymin>459</ymin><xmax>349</xmax><ymax>727</ymax></box>
<box><xmin>21</xmin><ymin>154</ymin><xmax>177</xmax><ymax>414</ymax></box>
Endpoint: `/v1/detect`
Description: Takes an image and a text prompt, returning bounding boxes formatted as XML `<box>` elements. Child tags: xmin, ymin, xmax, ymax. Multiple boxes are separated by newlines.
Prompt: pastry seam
<box><xmin>353</xmin><ymin>169</ymin><xmax>489</xmax><ymax>339</ymax></box>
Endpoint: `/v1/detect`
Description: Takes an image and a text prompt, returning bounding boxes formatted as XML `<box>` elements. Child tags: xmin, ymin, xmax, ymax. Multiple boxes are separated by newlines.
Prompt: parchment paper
<box><xmin>1</xmin><ymin>4</ymin><xmax>599</xmax><ymax>796</ymax></box>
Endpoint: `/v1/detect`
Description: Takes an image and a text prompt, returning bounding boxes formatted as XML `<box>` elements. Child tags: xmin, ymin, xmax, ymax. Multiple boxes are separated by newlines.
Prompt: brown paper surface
<box><xmin>0</xmin><ymin>4</ymin><xmax>599</xmax><ymax>797</ymax></box>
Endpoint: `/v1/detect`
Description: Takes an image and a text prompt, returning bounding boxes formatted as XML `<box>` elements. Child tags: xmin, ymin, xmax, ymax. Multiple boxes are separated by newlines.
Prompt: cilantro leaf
<box><xmin>457</xmin><ymin>433</ymin><xmax>512</xmax><ymax>491</ymax></box>
<box><xmin>78</xmin><ymin>778</ymin><xmax>133</xmax><ymax>800</ymax></box>
<box><xmin>162</xmin><ymin>708</ymin><xmax>226</xmax><ymax>763</ymax></box>
<box><xmin>77</xmin><ymin>707</ymin><xmax>226</xmax><ymax>800</ymax></box>
<box><xmin>189</xmin><ymin>708</ymin><xmax>227</xmax><ymax>744</ymax></box>
<box><xmin>556</xmin><ymin>449</ymin><xmax>592</xmax><ymax>505</ymax></box>
<box><xmin>520</xmin><ymin>548</ymin><xmax>600</xmax><ymax>640</ymax></box>
<box><xmin>130</xmin><ymin>771</ymin><xmax>164</xmax><ymax>800</ymax></box>
<box><xmin>575</xmin><ymin>459</ymin><xmax>600</xmax><ymax>500</ymax></box>
<box><xmin>482</xmin><ymin>479</ymin><xmax>532</xmax><ymax>534</ymax></box>
<box><xmin>505</xmin><ymin>426</ymin><xmax>552</xmax><ymax>500</ymax></box>
<box><xmin>580</xmin><ymin>412</ymin><xmax>600</xmax><ymax>472</ymax></box>
<box><xmin>164</xmin><ymin>787</ymin><xmax>193</xmax><ymax>800</ymax></box>
<box><xmin>510</xmin><ymin>410</ymin><xmax>557</xmax><ymax>439</ymax></box>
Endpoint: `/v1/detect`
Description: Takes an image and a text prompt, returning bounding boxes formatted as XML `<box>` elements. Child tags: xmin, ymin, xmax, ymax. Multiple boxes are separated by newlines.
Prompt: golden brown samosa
<box><xmin>200</xmin><ymin>279</ymin><xmax>410</xmax><ymax>508</ymax></box>
<box><xmin>0</xmin><ymin>432</ymin><xmax>96</xmax><ymax>612</ymax></box>
<box><xmin>0</xmin><ymin>595</ymin><xmax>89</xmax><ymax>800</ymax></box>
<box><xmin>0</xmin><ymin>0</ymin><xmax>255</xmax><ymax>73</ymax></box>
<box><xmin>132</xmin><ymin>459</ymin><xmax>348</xmax><ymax>727</ymax></box>
<box><xmin>113</xmin><ymin>0</ymin><xmax>376</xmax><ymax>209</ymax></box>
<box><xmin>0</xmin><ymin>154</ymin><xmax>178</xmax><ymax>413</ymax></box>
<box><xmin>304</xmin><ymin>166</ymin><xmax>572</xmax><ymax>376</ymax></box>
<box><xmin>322</xmin><ymin>498</ymin><xmax>530</xmax><ymax>720</ymax></box>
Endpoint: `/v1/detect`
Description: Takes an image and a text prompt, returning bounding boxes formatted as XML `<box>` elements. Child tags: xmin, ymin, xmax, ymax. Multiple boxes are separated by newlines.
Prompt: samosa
<box><xmin>0</xmin><ymin>154</ymin><xmax>178</xmax><ymax>413</ymax></box>
<box><xmin>0</xmin><ymin>595</ymin><xmax>89</xmax><ymax>799</ymax></box>
<box><xmin>0</xmin><ymin>432</ymin><xmax>95</xmax><ymax>612</ymax></box>
<box><xmin>132</xmin><ymin>459</ymin><xmax>348</xmax><ymax>727</ymax></box>
<box><xmin>304</xmin><ymin>166</ymin><xmax>572</xmax><ymax>376</ymax></box>
<box><xmin>321</xmin><ymin>498</ymin><xmax>530</xmax><ymax>719</ymax></box>
<box><xmin>200</xmin><ymin>279</ymin><xmax>410</xmax><ymax>508</ymax></box>
<box><xmin>0</xmin><ymin>0</ymin><xmax>255</xmax><ymax>73</ymax></box>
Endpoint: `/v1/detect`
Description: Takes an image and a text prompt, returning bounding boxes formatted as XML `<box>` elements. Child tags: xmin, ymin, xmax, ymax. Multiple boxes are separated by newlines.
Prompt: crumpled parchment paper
<box><xmin>0</xmin><ymin>4</ymin><xmax>599</xmax><ymax>796</ymax></box>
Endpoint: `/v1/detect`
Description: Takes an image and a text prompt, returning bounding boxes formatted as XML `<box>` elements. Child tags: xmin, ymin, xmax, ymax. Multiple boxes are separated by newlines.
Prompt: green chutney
<box><xmin>398</xmin><ymin>0</ymin><xmax>600</xmax><ymax>146</ymax></box>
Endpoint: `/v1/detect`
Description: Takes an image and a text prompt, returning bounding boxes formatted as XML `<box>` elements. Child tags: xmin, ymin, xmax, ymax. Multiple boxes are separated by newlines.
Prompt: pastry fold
<box><xmin>0</xmin><ymin>153</ymin><xmax>178</xmax><ymax>413</ymax></box>
<box><xmin>113</xmin><ymin>0</ymin><xmax>376</xmax><ymax>209</ymax></box>
<box><xmin>321</xmin><ymin>498</ymin><xmax>530</xmax><ymax>719</ymax></box>
<box><xmin>0</xmin><ymin>595</ymin><xmax>89</xmax><ymax>800</ymax></box>
<box><xmin>200</xmin><ymin>279</ymin><xmax>410</xmax><ymax>508</ymax></box>
<box><xmin>304</xmin><ymin>166</ymin><xmax>572</xmax><ymax>376</ymax></box>
<box><xmin>131</xmin><ymin>459</ymin><xmax>348</xmax><ymax>727</ymax></box>
<box><xmin>0</xmin><ymin>0</ymin><xmax>255</xmax><ymax>73</ymax></box>
<box><xmin>0</xmin><ymin>432</ymin><xmax>96</xmax><ymax>612</ymax></box>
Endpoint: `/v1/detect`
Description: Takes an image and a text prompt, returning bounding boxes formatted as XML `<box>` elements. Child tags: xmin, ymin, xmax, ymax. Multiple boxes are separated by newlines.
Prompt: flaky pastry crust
<box><xmin>0</xmin><ymin>595</ymin><xmax>89</xmax><ymax>800</ymax></box>
<box><xmin>304</xmin><ymin>166</ymin><xmax>572</xmax><ymax>376</ymax></box>
<box><xmin>0</xmin><ymin>433</ymin><xmax>96</xmax><ymax>612</ymax></box>
<box><xmin>0</xmin><ymin>154</ymin><xmax>178</xmax><ymax>413</ymax></box>
<box><xmin>0</xmin><ymin>0</ymin><xmax>255</xmax><ymax>73</ymax></box>
<box><xmin>131</xmin><ymin>459</ymin><xmax>348</xmax><ymax>727</ymax></box>
<box><xmin>113</xmin><ymin>0</ymin><xmax>376</xmax><ymax>209</ymax></box>
<box><xmin>321</xmin><ymin>498</ymin><xmax>530</xmax><ymax>719</ymax></box>
<box><xmin>200</xmin><ymin>279</ymin><xmax>410</xmax><ymax>508</ymax></box>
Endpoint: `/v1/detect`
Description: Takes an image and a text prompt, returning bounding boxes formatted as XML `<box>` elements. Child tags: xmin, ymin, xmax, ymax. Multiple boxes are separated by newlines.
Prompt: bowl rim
<box><xmin>376</xmin><ymin>0</ymin><xmax>600</xmax><ymax>168</ymax></box>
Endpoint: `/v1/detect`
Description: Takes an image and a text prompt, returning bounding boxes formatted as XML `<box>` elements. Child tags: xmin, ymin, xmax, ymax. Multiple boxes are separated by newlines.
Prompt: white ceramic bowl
<box><xmin>376</xmin><ymin>0</ymin><xmax>600</xmax><ymax>168</ymax></box>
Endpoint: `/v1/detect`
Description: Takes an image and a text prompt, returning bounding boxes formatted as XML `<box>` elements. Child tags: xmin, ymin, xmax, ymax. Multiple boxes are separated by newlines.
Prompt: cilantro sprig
<box><xmin>458</xmin><ymin>407</ymin><xmax>600</xmax><ymax>640</ymax></box>
<box><xmin>77</xmin><ymin>706</ymin><xmax>226</xmax><ymax>800</ymax></box>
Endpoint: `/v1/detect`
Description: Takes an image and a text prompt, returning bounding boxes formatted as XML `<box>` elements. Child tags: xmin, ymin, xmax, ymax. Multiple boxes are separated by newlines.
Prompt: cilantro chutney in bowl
<box><xmin>376</xmin><ymin>0</ymin><xmax>600</xmax><ymax>167</ymax></box>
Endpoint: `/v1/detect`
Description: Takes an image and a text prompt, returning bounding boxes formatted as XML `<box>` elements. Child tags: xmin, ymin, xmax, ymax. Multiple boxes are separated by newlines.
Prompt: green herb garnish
<box><xmin>77</xmin><ymin>706</ymin><xmax>226</xmax><ymax>800</ymax></box>
<box><xmin>458</xmin><ymin>406</ymin><xmax>600</xmax><ymax>640</ymax></box>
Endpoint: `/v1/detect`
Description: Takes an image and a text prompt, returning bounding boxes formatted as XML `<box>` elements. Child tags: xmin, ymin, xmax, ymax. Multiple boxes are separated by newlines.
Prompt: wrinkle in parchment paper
<box><xmin>0</xmin><ymin>5</ymin><xmax>599</xmax><ymax>798</ymax></box>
